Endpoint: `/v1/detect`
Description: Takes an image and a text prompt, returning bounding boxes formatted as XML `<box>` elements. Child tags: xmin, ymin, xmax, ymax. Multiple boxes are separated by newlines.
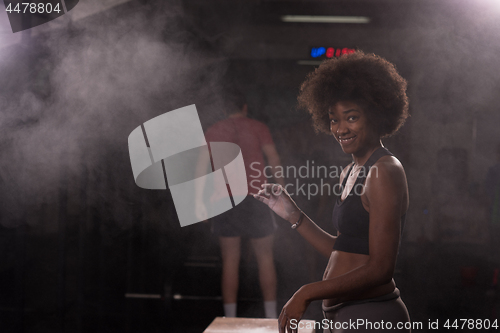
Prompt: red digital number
<box><xmin>326</xmin><ymin>47</ymin><xmax>335</xmax><ymax>58</ymax></box>
<box><xmin>341</xmin><ymin>48</ymin><xmax>354</xmax><ymax>55</ymax></box>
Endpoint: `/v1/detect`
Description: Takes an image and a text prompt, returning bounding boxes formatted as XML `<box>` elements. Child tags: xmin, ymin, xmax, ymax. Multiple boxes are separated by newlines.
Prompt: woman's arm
<box><xmin>286</xmin><ymin>162</ymin><xmax>354</xmax><ymax>258</ymax></box>
<box><xmin>288</xmin><ymin>210</ymin><xmax>336</xmax><ymax>259</ymax></box>
<box><xmin>254</xmin><ymin>184</ymin><xmax>336</xmax><ymax>258</ymax></box>
<box><xmin>255</xmin><ymin>162</ymin><xmax>353</xmax><ymax>258</ymax></box>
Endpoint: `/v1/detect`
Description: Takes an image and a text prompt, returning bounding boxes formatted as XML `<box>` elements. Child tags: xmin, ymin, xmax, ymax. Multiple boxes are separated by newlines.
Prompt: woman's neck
<box><xmin>352</xmin><ymin>141</ymin><xmax>383</xmax><ymax>166</ymax></box>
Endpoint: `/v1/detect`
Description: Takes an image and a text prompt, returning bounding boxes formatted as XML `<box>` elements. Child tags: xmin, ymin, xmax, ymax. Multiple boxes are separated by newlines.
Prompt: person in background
<box><xmin>196</xmin><ymin>88</ymin><xmax>284</xmax><ymax>318</ymax></box>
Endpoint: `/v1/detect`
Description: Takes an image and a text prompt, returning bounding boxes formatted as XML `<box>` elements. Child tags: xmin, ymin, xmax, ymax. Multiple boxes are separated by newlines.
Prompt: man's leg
<box><xmin>219</xmin><ymin>236</ymin><xmax>241</xmax><ymax>317</ymax></box>
<box><xmin>250</xmin><ymin>234</ymin><xmax>277</xmax><ymax>318</ymax></box>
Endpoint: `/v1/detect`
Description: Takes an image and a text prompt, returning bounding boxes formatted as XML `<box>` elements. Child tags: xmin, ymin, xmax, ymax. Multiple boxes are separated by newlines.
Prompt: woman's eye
<box><xmin>330</xmin><ymin>119</ymin><xmax>338</xmax><ymax>124</ymax></box>
<box><xmin>348</xmin><ymin>116</ymin><xmax>357</xmax><ymax>121</ymax></box>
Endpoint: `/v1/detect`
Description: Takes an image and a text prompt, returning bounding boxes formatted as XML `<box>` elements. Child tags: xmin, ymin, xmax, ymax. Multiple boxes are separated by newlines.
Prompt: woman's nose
<box><xmin>336</xmin><ymin>121</ymin><xmax>348</xmax><ymax>135</ymax></box>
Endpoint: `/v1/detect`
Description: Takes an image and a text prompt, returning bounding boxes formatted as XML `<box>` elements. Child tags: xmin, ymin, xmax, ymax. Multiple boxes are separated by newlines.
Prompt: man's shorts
<box><xmin>211</xmin><ymin>195</ymin><xmax>277</xmax><ymax>238</ymax></box>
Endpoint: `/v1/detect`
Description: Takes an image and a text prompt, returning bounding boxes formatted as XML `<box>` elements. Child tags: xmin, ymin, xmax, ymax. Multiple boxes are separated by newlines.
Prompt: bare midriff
<box><xmin>322</xmin><ymin>250</ymin><xmax>395</xmax><ymax>307</ymax></box>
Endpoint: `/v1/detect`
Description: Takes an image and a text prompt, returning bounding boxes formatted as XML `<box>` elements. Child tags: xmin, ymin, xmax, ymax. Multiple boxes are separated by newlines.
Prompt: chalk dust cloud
<box><xmin>0</xmin><ymin>0</ymin><xmax>227</xmax><ymax>227</ymax></box>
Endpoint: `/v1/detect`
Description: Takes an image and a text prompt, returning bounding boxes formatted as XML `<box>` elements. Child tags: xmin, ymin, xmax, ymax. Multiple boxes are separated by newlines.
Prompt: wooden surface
<box><xmin>203</xmin><ymin>317</ymin><xmax>316</xmax><ymax>333</ymax></box>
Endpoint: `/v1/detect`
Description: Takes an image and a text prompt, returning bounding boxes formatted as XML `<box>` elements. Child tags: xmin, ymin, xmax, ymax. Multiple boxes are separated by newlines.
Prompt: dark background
<box><xmin>1</xmin><ymin>0</ymin><xmax>499</xmax><ymax>332</ymax></box>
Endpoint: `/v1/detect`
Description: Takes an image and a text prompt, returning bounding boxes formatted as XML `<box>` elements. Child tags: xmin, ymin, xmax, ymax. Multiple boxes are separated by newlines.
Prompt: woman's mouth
<box><xmin>339</xmin><ymin>136</ymin><xmax>356</xmax><ymax>145</ymax></box>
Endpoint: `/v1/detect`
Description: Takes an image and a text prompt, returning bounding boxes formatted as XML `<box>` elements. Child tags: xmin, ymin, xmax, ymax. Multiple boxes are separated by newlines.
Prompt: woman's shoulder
<box><xmin>367</xmin><ymin>155</ymin><xmax>407</xmax><ymax>190</ymax></box>
<box><xmin>371</xmin><ymin>154</ymin><xmax>404</xmax><ymax>173</ymax></box>
<box><xmin>364</xmin><ymin>154</ymin><xmax>409</xmax><ymax>216</ymax></box>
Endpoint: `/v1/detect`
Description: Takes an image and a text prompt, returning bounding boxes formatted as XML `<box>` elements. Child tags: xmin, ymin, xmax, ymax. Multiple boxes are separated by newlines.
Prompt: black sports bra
<box><xmin>332</xmin><ymin>147</ymin><xmax>406</xmax><ymax>255</ymax></box>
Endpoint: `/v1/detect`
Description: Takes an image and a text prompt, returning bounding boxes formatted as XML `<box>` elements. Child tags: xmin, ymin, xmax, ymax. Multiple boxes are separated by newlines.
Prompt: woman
<box><xmin>254</xmin><ymin>51</ymin><xmax>410</xmax><ymax>333</ymax></box>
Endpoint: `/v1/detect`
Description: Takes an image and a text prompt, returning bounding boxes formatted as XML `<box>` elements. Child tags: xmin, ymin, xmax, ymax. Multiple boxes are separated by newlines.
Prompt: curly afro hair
<box><xmin>297</xmin><ymin>51</ymin><xmax>409</xmax><ymax>138</ymax></box>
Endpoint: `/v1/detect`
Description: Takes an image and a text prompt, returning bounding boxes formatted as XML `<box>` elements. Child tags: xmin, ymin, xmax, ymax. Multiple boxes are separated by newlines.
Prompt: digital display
<box><xmin>310</xmin><ymin>47</ymin><xmax>356</xmax><ymax>59</ymax></box>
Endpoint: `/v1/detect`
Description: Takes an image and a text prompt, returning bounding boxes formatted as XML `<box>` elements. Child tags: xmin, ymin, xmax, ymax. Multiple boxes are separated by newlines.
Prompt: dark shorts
<box><xmin>322</xmin><ymin>288</ymin><xmax>411</xmax><ymax>333</ymax></box>
<box><xmin>211</xmin><ymin>195</ymin><xmax>276</xmax><ymax>238</ymax></box>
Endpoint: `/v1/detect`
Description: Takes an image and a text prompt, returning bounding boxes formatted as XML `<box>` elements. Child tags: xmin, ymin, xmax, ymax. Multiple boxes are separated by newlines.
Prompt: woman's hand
<box><xmin>278</xmin><ymin>287</ymin><xmax>310</xmax><ymax>333</ymax></box>
<box><xmin>253</xmin><ymin>183</ymin><xmax>300</xmax><ymax>223</ymax></box>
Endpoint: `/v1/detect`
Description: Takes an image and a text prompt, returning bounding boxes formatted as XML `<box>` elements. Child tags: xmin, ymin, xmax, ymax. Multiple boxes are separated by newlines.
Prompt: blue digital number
<box><xmin>311</xmin><ymin>47</ymin><xmax>326</xmax><ymax>58</ymax></box>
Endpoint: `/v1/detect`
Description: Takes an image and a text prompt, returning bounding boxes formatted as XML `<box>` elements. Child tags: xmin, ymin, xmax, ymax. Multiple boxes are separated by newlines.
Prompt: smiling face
<box><xmin>329</xmin><ymin>101</ymin><xmax>381</xmax><ymax>157</ymax></box>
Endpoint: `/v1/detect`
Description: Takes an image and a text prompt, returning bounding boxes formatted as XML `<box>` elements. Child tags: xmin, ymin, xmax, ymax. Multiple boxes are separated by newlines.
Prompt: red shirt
<box><xmin>205</xmin><ymin>117</ymin><xmax>274</xmax><ymax>196</ymax></box>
